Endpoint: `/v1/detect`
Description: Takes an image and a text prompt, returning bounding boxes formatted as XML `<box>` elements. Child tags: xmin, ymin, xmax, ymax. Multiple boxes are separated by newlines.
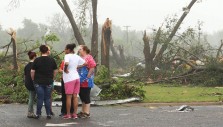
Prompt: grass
<box><xmin>143</xmin><ymin>85</ymin><xmax>223</xmax><ymax>103</ymax></box>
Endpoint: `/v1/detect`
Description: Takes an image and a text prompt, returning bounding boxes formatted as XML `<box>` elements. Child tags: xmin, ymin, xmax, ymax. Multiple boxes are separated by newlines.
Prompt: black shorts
<box><xmin>79</xmin><ymin>87</ymin><xmax>91</xmax><ymax>104</ymax></box>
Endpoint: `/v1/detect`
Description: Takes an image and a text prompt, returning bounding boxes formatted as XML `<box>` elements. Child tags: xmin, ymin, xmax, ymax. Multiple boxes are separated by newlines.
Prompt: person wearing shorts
<box><xmin>78</xmin><ymin>45</ymin><xmax>96</xmax><ymax>118</ymax></box>
<box><xmin>62</xmin><ymin>43</ymin><xmax>85</xmax><ymax>119</ymax></box>
<box><xmin>59</xmin><ymin>61</ymin><xmax>74</xmax><ymax>116</ymax></box>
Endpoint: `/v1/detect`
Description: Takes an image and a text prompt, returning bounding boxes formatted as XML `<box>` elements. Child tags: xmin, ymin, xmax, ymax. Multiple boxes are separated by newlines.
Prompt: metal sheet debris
<box><xmin>52</xmin><ymin>97</ymin><xmax>141</xmax><ymax>107</ymax></box>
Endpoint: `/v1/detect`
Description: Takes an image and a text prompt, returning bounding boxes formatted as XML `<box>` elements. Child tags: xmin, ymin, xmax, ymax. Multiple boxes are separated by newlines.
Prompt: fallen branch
<box><xmin>147</xmin><ymin>70</ymin><xmax>204</xmax><ymax>84</ymax></box>
<box><xmin>0</xmin><ymin>46</ymin><xmax>39</xmax><ymax>62</ymax></box>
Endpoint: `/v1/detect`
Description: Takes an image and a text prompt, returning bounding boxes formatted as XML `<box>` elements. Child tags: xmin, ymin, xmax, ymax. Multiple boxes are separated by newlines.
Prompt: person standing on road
<box><xmin>62</xmin><ymin>43</ymin><xmax>85</xmax><ymax>119</ymax></box>
<box><xmin>46</xmin><ymin>46</ymin><xmax>55</xmax><ymax>116</ymax></box>
<box><xmin>77</xmin><ymin>45</ymin><xmax>96</xmax><ymax>118</ymax></box>
<box><xmin>31</xmin><ymin>45</ymin><xmax>57</xmax><ymax>119</ymax></box>
<box><xmin>24</xmin><ymin>51</ymin><xmax>37</xmax><ymax>118</ymax></box>
<box><xmin>59</xmin><ymin>60</ymin><xmax>74</xmax><ymax>116</ymax></box>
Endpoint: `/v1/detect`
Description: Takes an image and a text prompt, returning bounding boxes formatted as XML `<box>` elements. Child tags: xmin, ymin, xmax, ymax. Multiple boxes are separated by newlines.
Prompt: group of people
<box><xmin>24</xmin><ymin>44</ymin><xmax>96</xmax><ymax>120</ymax></box>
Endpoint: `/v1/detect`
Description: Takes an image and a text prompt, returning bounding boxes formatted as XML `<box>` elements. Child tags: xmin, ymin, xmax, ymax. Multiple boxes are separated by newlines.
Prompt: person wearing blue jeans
<box><xmin>31</xmin><ymin>45</ymin><xmax>57</xmax><ymax>119</ymax></box>
<box><xmin>35</xmin><ymin>84</ymin><xmax>52</xmax><ymax>118</ymax></box>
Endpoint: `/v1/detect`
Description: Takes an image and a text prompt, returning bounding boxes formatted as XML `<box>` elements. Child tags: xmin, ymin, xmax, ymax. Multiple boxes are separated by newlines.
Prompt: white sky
<box><xmin>0</xmin><ymin>0</ymin><xmax>223</xmax><ymax>34</ymax></box>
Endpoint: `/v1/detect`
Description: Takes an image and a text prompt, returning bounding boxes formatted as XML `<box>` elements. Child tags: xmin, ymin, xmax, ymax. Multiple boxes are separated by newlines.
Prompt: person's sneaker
<box><xmin>34</xmin><ymin>115</ymin><xmax>40</xmax><ymax>119</ymax></box>
<box><xmin>46</xmin><ymin>115</ymin><xmax>51</xmax><ymax>119</ymax></box>
<box><xmin>59</xmin><ymin>113</ymin><xmax>65</xmax><ymax>117</ymax></box>
<box><xmin>27</xmin><ymin>112</ymin><xmax>36</xmax><ymax>118</ymax></box>
<box><xmin>72</xmin><ymin>114</ymin><xmax>78</xmax><ymax>119</ymax></box>
<box><xmin>63</xmin><ymin>114</ymin><xmax>71</xmax><ymax>119</ymax></box>
<box><xmin>79</xmin><ymin>113</ymin><xmax>90</xmax><ymax>119</ymax></box>
<box><xmin>50</xmin><ymin>111</ymin><xmax>55</xmax><ymax>116</ymax></box>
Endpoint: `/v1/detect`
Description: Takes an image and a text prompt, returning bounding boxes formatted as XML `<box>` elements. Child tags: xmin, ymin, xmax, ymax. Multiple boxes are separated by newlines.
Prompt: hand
<box><xmin>64</xmin><ymin>70</ymin><xmax>69</xmax><ymax>74</ymax></box>
<box><xmin>87</xmin><ymin>74</ymin><xmax>91</xmax><ymax>78</ymax></box>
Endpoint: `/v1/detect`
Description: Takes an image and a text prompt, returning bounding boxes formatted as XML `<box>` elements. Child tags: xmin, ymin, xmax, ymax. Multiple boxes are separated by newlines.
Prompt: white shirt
<box><xmin>63</xmin><ymin>54</ymin><xmax>85</xmax><ymax>83</ymax></box>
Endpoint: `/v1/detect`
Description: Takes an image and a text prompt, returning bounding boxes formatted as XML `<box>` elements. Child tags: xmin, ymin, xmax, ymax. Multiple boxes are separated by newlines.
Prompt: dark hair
<box><xmin>66</xmin><ymin>43</ymin><xmax>76</xmax><ymax>51</ymax></box>
<box><xmin>39</xmin><ymin>45</ymin><xmax>49</xmax><ymax>54</ymax></box>
<box><xmin>81</xmin><ymin>45</ymin><xmax>90</xmax><ymax>54</ymax></box>
<box><xmin>28</xmin><ymin>51</ymin><xmax>36</xmax><ymax>60</ymax></box>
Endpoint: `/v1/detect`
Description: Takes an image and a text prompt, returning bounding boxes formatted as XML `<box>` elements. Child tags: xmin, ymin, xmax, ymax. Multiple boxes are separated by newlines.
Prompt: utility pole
<box><xmin>123</xmin><ymin>26</ymin><xmax>131</xmax><ymax>43</ymax></box>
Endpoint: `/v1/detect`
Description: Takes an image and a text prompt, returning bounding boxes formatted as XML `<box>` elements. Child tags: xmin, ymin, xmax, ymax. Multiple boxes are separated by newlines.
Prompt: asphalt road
<box><xmin>0</xmin><ymin>104</ymin><xmax>223</xmax><ymax>127</ymax></box>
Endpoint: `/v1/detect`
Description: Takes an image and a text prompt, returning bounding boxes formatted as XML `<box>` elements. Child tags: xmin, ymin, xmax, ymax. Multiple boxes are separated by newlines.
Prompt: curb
<box><xmin>122</xmin><ymin>102</ymin><xmax>223</xmax><ymax>107</ymax></box>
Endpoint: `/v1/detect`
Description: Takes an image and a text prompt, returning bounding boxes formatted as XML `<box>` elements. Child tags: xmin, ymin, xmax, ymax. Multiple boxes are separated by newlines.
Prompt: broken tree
<box><xmin>101</xmin><ymin>18</ymin><xmax>112</xmax><ymax>73</ymax></box>
<box><xmin>7</xmin><ymin>28</ymin><xmax>18</xmax><ymax>71</ymax></box>
<box><xmin>143</xmin><ymin>0</ymin><xmax>198</xmax><ymax>77</ymax></box>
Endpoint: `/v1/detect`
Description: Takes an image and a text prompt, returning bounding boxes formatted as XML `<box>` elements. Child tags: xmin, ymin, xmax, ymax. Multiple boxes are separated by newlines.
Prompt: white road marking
<box><xmin>45</xmin><ymin>122</ymin><xmax>78</xmax><ymax>126</ymax></box>
<box><xmin>119</xmin><ymin>113</ymin><xmax>131</xmax><ymax>116</ymax></box>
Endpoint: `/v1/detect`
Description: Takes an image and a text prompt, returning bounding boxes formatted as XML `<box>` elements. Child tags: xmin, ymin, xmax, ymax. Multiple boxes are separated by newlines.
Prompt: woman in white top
<box><xmin>62</xmin><ymin>43</ymin><xmax>85</xmax><ymax>119</ymax></box>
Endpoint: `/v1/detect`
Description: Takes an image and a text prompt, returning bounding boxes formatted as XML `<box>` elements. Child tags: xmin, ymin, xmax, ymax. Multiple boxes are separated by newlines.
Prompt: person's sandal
<box><xmin>77</xmin><ymin>112</ymin><xmax>84</xmax><ymax>118</ymax></box>
<box><xmin>79</xmin><ymin>113</ymin><xmax>90</xmax><ymax>118</ymax></box>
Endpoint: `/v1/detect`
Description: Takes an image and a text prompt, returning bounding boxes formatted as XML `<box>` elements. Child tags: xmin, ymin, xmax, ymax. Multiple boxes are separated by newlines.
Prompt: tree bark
<box><xmin>7</xmin><ymin>28</ymin><xmax>18</xmax><ymax>70</ymax></box>
<box><xmin>91</xmin><ymin>0</ymin><xmax>98</xmax><ymax>62</ymax></box>
<box><xmin>101</xmin><ymin>18</ymin><xmax>112</xmax><ymax>73</ymax></box>
<box><xmin>110</xmin><ymin>39</ymin><xmax>125</xmax><ymax>68</ymax></box>
<box><xmin>118</xmin><ymin>45</ymin><xmax>125</xmax><ymax>62</ymax></box>
<box><xmin>12</xmin><ymin>36</ymin><xmax>18</xmax><ymax>70</ymax></box>
<box><xmin>57</xmin><ymin>0</ymin><xmax>85</xmax><ymax>45</ymax></box>
<box><xmin>143</xmin><ymin>31</ymin><xmax>153</xmax><ymax>76</ymax></box>
<box><xmin>216</xmin><ymin>40</ymin><xmax>223</xmax><ymax>58</ymax></box>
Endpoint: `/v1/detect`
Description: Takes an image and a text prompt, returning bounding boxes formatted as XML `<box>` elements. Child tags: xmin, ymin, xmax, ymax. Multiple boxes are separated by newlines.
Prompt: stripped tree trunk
<box><xmin>7</xmin><ymin>28</ymin><xmax>18</xmax><ymax>71</ymax></box>
<box><xmin>216</xmin><ymin>40</ymin><xmax>223</xmax><ymax>58</ymax></box>
<box><xmin>118</xmin><ymin>45</ymin><xmax>125</xmax><ymax>62</ymax></box>
<box><xmin>143</xmin><ymin>31</ymin><xmax>152</xmax><ymax>77</ymax></box>
<box><xmin>110</xmin><ymin>39</ymin><xmax>125</xmax><ymax>68</ymax></box>
<box><xmin>101</xmin><ymin>18</ymin><xmax>112</xmax><ymax>73</ymax></box>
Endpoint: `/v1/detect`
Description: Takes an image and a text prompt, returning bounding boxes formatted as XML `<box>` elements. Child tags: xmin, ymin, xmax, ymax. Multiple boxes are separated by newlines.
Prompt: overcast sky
<box><xmin>0</xmin><ymin>0</ymin><xmax>222</xmax><ymax>34</ymax></box>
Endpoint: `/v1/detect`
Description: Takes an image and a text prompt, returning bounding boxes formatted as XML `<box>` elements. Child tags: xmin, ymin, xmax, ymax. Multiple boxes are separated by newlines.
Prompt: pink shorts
<box><xmin>64</xmin><ymin>79</ymin><xmax>80</xmax><ymax>95</ymax></box>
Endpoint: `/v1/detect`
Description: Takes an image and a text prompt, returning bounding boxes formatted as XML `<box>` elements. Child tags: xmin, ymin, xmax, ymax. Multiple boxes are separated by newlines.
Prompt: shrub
<box><xmin>94</xmin><ymin>65</ymin><xmax>110</xmax><ymax>84</ymax></box>
<box><xmin>99</xmin><ymin>81</ymin><xmax>145</xmax><ymax>100</ymax></box>
<box><xmin>0</xmin><ymin>67</ymin><xmax>28</xmax><ymax>103</ymax></box>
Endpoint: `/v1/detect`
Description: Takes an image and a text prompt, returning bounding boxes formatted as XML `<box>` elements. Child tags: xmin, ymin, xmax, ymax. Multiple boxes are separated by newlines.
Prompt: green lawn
<box><xmin>143</xmin><ymin>85</ymin><xmax>223</xmax><ymax>103</ymax></box>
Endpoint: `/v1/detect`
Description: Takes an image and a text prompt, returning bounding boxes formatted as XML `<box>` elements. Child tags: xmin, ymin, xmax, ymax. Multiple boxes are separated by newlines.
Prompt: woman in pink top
<box><xmin>78</xmin><ymin>45</ymin><xmax>96</xmax><ymax>118</ymax></box>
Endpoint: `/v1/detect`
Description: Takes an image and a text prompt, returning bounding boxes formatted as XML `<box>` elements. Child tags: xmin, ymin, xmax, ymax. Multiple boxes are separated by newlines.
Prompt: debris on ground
<box><xmin>115</xmin><ymin>73</ymin><xmax>131</xmax><ymax>78</ymax></box>
<box><xmin>52</xmin><ymin>97</ymin><xmax>141</xmax><ymax>107</ymax></box>
<box><xmin>177</xmin><ymin>105</ymin><xmax>194</xmax><ymax>112</ymax></box>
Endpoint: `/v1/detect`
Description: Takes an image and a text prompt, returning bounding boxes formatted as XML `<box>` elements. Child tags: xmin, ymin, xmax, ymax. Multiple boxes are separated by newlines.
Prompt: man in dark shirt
<box><xmin>31</xmin><ymin>45</ymin><xmax>57</xmax><ymax>119</ymax></box>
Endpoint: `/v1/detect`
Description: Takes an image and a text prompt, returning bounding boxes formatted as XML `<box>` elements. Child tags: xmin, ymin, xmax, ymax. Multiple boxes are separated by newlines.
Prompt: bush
<box><xmin>99</xmin><ymin>81</ymin><xmax>145</xmax><ymax>100</ymax></box>
<box><xmin>94</xmin><ymin>65</ymin><xmax>111</xmax><ymax>84</ymax></box>
<box><xmin>94</xmin><ymin>65</ymin><xmax>145</xmax><ymax>100</ymax></box>
<box><xmin>0</xmin><ymin>67</ymin><xmax>28</xmax><ymax>103</ymax></box>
